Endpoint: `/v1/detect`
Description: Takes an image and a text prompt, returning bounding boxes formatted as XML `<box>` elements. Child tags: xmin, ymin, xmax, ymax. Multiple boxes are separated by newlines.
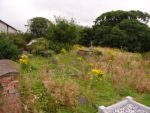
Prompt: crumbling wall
<box><xmin>0</xmin><ymin>60</ymin><xmax>21</xmax><ymax>113</ymax></box>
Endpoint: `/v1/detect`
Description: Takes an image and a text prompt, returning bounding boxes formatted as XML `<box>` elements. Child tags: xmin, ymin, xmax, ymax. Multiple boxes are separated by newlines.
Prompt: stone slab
<box><xmin>98</xmin><ymin>96</ymin><xmax>150</xmax><ymax>113</ymax></box>
<box><xmin>0</xmin><ymin>60</ymin><xmax>19</xmax><ymax>77</ymax></box>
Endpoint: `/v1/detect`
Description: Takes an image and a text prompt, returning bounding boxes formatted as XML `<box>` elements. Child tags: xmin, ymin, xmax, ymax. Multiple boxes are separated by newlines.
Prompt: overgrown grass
<box><xmin>19</xmin><ymin>57</ymin><xmax>56</xmax><ymax>113</ymax></box>
<box><xmin>19</xmin><ymin>46</ymin><xmax>150</xmax><ymax>113</ymax></box>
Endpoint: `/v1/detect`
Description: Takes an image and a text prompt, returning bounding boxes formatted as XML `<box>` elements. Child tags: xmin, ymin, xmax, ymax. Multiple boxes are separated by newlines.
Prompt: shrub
<box><xmin>49</xmin><ymin>17</ymin><xmax>81</xmax><ymax>44</ymax></box>
<box><xmin>7</xmin><ymin>33</ymin><xmax>26</xmax><ymax>49</ymax></box>
<box><xmin>48</xmin><ymin>41</ymin><xmax>71</xmax><ymax>53</ymax></box>
<box><xmin>28</xmin><ymin>38</ymin><xmax>55</xmax><ymax>57</ymax></box>
<box><xmin>23</xmin><ymin>33</ymin><xmax>34</xmax><ymax>43</ymax></box>
<box><xmin>47</xmin><ymin>17</ymin><xmax>81</xmax><ymax>52</ymax></box>
<box><xmin>0</xmin><ymin>36</ymin><xmax>20</xmax><ymax>60</ymax></box>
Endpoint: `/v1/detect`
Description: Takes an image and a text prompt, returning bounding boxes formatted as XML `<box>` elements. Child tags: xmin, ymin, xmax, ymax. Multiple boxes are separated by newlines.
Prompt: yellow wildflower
<box><xmin>19</xmin><ymin>54</ymin><xmax>29</xmax><ymax>65</ymax></box>
<box><xmin>91</xmin><ymin>69</ymin><xmax>104</xmax><ymax>77</ymax></box>
<box><xmin>108</xmin><ymin>51</ymin><xmax>116</xmax><ymax>57</ymax></box>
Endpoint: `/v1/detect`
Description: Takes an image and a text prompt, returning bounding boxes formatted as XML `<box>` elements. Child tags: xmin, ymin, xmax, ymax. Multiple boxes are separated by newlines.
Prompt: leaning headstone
<box><xmin>77</xmin><ymin>48</ymin><xmax>102</xmax><ymax>56</ymax></box>
<box><xmin>0</xmin><ymin>60</ymin><xmax>21</xmax><ymax>113</ymax></box>
<box><xmin>98</xmin><ymin>96</ymin><xmax>150</xmax><ymax>113</ymax></box>
<box><xmin>78</xmin><ymin>95</ymin><xmax>87</xmax><ymax>105</ymax></box>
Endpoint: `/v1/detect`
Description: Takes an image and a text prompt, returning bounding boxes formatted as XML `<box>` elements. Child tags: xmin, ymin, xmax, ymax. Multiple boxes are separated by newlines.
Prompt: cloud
<box><xmin>0</xmin><ymin>0</ymin><xmax>150</xmax><ymax>32</ymax></box>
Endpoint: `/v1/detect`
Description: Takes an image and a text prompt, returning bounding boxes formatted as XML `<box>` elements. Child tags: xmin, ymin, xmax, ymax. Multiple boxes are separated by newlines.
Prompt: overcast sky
<box><xmin>0</xmin><ymin>0</ymin><xmax>150</xmax><ymax>32</ymax></box>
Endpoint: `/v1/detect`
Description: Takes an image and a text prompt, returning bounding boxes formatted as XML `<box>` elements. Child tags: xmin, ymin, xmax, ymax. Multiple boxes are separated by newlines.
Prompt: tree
<box><xmin>28</xmin><ymin>17</ymin><xmax>52</xmax><ymax>38</ymax></box>
<box><xmin>94</xmin><ymin>10</ymin><xmax>150</xmax><ymax>27</ymax></box>
<box><xmin>93</xmin><ymin>10</ymin><xmax>150</xmax><ymax>52</ymax></box>
<box><xmin>79</xmin><ymin>27</ymin><xmax>94</xmax><ymax>46</ymax></box>
<box><xmin>47</xmin><ymin>17</ymin><xmax>81</xmax><ymax>51</ymax></box>
<box><xmin>117</xmin><ymin>19</ymin><xmax>150</xmax><ymax>52</ymax></box>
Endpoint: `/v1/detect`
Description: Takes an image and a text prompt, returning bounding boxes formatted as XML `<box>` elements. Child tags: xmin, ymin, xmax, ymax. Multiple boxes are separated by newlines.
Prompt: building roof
<box><xmin>0</xmin><ymin>20</ymin><xmax>17</xmax><ymax>31</ymax></box>
<box><xmin>0</xmin><ymin>60</ymin><xmax>19</xmax><ymax>77</ymax></box>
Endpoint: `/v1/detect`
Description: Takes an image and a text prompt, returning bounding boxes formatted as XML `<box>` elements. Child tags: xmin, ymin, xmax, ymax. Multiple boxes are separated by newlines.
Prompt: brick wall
<box><xmin>0</xmin><ymin>73</ymin><xmax>21</xmax><ymax>113</ymax></box>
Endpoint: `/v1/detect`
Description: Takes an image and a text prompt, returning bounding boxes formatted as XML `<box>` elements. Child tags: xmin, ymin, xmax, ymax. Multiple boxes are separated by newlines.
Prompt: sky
<box><xmin>0</xmin><ymin>0</ymin><xmax>150</xmax><ymax>32</ymax></box>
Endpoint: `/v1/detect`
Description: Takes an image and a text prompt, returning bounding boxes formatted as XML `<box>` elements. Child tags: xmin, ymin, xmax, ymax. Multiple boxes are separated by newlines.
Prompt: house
<box><xmin>0</xmin><ymin>20</ymin><xmax>18</xmax><ymax>33</ymax></box>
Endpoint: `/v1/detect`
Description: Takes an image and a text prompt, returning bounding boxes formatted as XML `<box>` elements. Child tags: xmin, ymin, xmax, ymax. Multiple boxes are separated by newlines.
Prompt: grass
<box><xmin>19</xmin><ymin>46</ymin><xmax>150</xmax><ymax>113</ymax></box>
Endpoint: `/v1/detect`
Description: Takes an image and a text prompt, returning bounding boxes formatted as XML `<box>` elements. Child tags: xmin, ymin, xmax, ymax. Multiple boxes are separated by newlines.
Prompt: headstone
<box><xmin>77</xmin><ymin>48</ymin><xmax>102</xmax><ymax>56</ymax></box>
<box><xmin>78</xmin><ymin>96</ymin><xmax>87</xmax><ymax>105</ymax></box>
<box><xmin>98</xmin><ymin>96</ymin><xmax>150</xmax><ymax>113</ymax></box>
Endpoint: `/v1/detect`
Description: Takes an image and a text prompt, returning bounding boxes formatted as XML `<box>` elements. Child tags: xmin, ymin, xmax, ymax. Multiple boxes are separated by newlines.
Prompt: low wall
<box><xmin>0</xmin><ymin>60</ymin><xmax>21</xmax><ymax>113</ymax></box>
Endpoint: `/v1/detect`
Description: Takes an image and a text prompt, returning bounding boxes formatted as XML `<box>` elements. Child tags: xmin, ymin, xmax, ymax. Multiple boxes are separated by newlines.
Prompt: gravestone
<box><xmin>77</xmin><ymin>48</ymin><xmax>102</xmax><ymax>56</ymax></box>
<box><xmin>0</xmin><ymin>60</ymin><xmax>21</xmax><ymax>113</ymax></box>
<box><xmin>98</xmin><ymin>96</ymin><xmax>150</xmax><ymax>113</ymax></box>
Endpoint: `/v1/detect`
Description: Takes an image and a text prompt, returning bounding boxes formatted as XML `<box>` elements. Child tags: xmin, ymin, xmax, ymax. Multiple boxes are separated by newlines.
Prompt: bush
<box><xmin>28</xmin><ymin>38</ymin><xmax>55</xmax><ymax>57</ymax></box>
<box><xmin>7</xmin><ymin>33</ymin><xmax>26</xmax><ymax>49</ymax></box>
<box><xmin>79</xmin><ymin>27</ymin><xmax>94</xmax><ymax>46</ymax></box>
<box><xmin>48</xmin><ymin>41</ymin><xmax>71</xmax><ymax>53</ymax></box>
<box><xmin>0</xmin><ymin>36</ymin><xmax>20</xmax><ymax>60</ymax></box>
<box><xmin>50</xmin><ymin>17</ymin><xmax>80</xmax><ymax>44</ymax></box>
<box><xmin>23</xmin><ymin>33</ymin><xmax>34</xmax><ymax>43</ymax></box>
<box><xmin>47</xmin><ymin>17</ymin><xmax>81</xmax><ymax>52</ymax></box>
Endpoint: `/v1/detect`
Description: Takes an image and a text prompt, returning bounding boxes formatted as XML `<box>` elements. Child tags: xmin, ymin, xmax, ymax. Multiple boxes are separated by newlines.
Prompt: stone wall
<box><xmin>0</xmin><ymin>60</ymin><xmax>21</xmax><ymax>113</ymax></box>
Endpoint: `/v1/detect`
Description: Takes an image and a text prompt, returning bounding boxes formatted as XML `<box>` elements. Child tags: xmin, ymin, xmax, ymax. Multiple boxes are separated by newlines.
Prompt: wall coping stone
<box><xmin>0</xmin><ymin>59</ymin><xmax>19</xmax><ymax>77</ymax></box>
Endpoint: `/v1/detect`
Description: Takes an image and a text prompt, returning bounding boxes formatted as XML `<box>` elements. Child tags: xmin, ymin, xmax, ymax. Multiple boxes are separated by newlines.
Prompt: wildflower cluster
<box><xmin>108</xmin><ymin>51</ymin><xmax>116</xmax><ymax>58</ymax></box>
<box><xmin>73</xmin><ymin>44</ymin><xmax>85</xmax><ymax>51</ymax></box>
<box><xmin>107</xmin><ymin>51</ymin><xmax>116</xmax><ymax>62</ymax></box>
<box><xmin>91</xmin><ymin>69</ymin><xmax>104</xmax><ymax>80</ymax></box>
<box><xmin>19</xmin><ymin>54</ymin><xmax>29</xmax><ymax>65</ymax></box>
<box><xmin>60</xmin><ymin>48</ymin><xmax>67</xmax><ymax>54</ymax></box>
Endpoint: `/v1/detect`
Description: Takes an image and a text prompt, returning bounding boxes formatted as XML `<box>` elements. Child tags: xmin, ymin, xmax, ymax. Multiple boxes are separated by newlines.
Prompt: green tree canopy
<box><xmin>94</xmin><ymin>10</ymin><xmax>150</xmax><ymax>27</ymax></box>
<box><xmin>93</xmin><ymin>10</ymin><xmax>150</xmax><ymax>52</ymax></box>
<box><xmin>79</xmin><ymin>27</ymin><xmax>94</xmax><ymax>46</ymax></box>
<box><xmin>28</xmin><ymin>17</ymin><xmax>53</xmax><ymax>38</ymax></box>
<box><xmin>47</xmin><ymin>16</ymin><xmax>81</xmax><ymax>45</ymax></box>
